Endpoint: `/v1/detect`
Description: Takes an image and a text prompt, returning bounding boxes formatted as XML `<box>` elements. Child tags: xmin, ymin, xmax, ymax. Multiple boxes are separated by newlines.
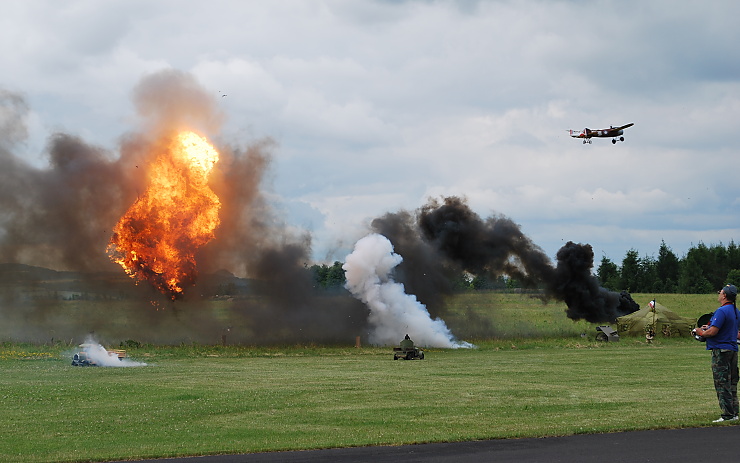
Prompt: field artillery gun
<box><xmin>595</xmin><ymin>325</ymin><xmax>620</xmax><ymax>342</ymax></box>
<box><xmin>393</xmin><ymin>334</ymin><xmax>425</xmax><ymax>360</ymax></box>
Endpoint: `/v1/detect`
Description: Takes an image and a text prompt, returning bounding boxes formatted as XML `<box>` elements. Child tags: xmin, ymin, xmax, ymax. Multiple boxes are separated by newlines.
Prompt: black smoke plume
<box><xmin>551</xmin><ymin>241</ymin><xmax>638</xmax><ymax>323</ymax></box>
<box><xmin>373</xmin><ymin>196</ymin><xmax>637</xmax><ymax>324</ymax></box>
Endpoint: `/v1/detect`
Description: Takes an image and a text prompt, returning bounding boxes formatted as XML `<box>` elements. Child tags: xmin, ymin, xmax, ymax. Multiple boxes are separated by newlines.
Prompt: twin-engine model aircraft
<box><xmin>569</xmin><ymin>123</ymin><xmax>634</xmax><ymax>144</ymax></box>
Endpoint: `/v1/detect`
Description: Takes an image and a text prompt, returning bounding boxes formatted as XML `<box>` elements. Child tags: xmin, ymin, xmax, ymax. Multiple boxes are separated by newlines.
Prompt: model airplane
<box><xmin>569</xmin><ymin>123</ymin><xmax>634</xmax><ymax>144</ymax></box>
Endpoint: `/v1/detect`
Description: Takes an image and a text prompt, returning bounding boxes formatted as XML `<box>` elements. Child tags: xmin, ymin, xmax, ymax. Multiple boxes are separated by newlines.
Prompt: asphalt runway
<box><xmin>112</xmin><ymin>425</ymin><xmax>740</xmax><ymax>463</ymax></box>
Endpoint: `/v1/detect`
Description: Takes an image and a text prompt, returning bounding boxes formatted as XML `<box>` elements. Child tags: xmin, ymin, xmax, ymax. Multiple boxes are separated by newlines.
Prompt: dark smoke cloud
<box><xmin>419</xmin><ymin>197</ymin><xmax>554</xmax><ymax>286</ymax></box>
<box><xmin>217</xmin><ymin>238</ymin><xmax>368</xmax><ymax>345</ymax></box>
<box><xmin>132</xmin><ymin>68</ymin><xmax>224</xmax><ymax>137</ymax></box>
<box><xmin>370</xmin><ymin>210</ymin><xmax>454</xmax><ymax>318</ymax></box>
<box><xmin>0</xmin><ymin>96</ymin><xmax>138</xmax><ymax>272</ymax></box>
<box><xmin>201</xmin><ymin>129</ymin><xmax>368</xmax><ymax>344</ymax></box>
<box><xmin>373</xmin><ymin>196</ymin><xmax>637</xmax><ymax>324</ymax></box>
<box><xmin>550</xmin><ymin>241</ymin><xmax>638</xmax><ymax>323</ymax></box>
<box><xmin>0</xmin><ymin>71</ymin><xmax>367</xmax><ymax>345</ymax></box>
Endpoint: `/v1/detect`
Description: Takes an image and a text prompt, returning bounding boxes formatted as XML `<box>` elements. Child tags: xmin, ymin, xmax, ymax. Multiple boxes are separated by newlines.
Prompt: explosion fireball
<box><xmin>107</xmin><ymin>131</ymin><xmax>221</xmax><ymax>300</ymax></box>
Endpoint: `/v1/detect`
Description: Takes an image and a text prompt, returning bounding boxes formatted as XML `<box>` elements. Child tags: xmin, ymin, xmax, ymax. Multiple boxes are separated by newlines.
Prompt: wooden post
<box><xmin>355</xmin><ymin>336</ymin><xmax>361</xmax><ymax>348</ymax></box>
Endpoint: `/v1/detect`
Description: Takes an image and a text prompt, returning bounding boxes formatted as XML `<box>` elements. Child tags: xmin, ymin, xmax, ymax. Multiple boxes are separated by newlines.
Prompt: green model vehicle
<box><xmin>393</xmin><ymin>334</ymin><xmax>424</xmax><ymax>360</ymax></box>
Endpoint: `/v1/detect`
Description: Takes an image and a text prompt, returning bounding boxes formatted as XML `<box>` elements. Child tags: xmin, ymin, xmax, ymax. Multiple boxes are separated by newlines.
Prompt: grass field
<box><xmin>0</xmin><ymin>292</ymin><xmax>729</xmax><ymax>463</ymax></box>
<box><xmin>441</xmin><ymin>291</ymin><xmax>716</xmax><ymax>339</ymax></box>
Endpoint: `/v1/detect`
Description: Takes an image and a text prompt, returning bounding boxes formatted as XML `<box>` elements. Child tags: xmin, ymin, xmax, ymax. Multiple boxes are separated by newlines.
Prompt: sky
<box><xmin>1</xmin><ymin>0</ymin><xmax>739</xmax><ymax>269</ymax></box>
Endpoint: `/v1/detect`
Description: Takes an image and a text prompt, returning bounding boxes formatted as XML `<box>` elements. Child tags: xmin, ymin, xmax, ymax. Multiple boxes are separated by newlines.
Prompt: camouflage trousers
<box><xmin>711</xmin><ymin>349</ymin><xmax>739</xmax><ymax>419</ymax></box>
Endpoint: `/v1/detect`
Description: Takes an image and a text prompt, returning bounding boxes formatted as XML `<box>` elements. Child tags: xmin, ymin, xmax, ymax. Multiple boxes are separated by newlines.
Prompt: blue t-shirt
<box><xmin>706</xmin><ymin>303</ymin><xmax>739</xmax><ymax>351</ymax></box>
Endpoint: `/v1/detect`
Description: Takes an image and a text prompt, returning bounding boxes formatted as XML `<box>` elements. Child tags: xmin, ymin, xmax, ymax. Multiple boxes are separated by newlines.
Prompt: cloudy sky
<box><xmin>1</xmin><ymin>0</ymin><xmax>739</xmax><ymax>267</ymax></box>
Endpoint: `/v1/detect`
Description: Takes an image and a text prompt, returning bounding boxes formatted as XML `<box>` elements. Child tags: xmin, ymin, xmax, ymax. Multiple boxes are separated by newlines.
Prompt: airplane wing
<box><xmin>616</xmin><ymin>123</ymin><xmax>634</xmax><ymax>130</ymax></box>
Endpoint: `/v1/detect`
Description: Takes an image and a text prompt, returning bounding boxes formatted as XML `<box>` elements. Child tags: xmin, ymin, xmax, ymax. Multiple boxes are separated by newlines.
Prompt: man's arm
<box><xmin>697</xmin><ymin>325</ymin><xmax>719</xmax><ymax>337</ymax></box>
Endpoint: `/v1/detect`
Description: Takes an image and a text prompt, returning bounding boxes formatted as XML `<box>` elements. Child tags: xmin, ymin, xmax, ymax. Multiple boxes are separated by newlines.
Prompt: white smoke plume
<box><xmin>77</xmin><ymin>337</ymin><xmax>147</xmax><ymax>367</ymax></box>
<box><xmin>343</xmin><ymin>234</ymin><xmax>473</xmax><ymax>348</ymax></box>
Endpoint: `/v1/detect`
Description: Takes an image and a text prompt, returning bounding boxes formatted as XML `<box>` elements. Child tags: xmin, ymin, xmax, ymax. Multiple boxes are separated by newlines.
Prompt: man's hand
<box><xmin>699</xmin><ymin>325</ymin><xmax>719</xmax><ymax>338</ymax></box>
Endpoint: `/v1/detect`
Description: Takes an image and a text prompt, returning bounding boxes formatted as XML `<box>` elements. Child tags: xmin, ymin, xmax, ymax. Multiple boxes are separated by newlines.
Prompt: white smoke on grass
<box><xmin>79</xmin><ymin>337</ymin><xmax>147</xmax><ymax>367</ymax></box>
<box><xmin>343</xmin><ymin>233</ymin><xmax>473</xmax><ymax>348</ymax></box>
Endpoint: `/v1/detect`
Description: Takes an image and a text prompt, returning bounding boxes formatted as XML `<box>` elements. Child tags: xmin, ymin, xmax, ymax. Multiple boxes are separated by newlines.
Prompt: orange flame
<box><xmin>107</xmin><ymin>131</ymin><xmax>221</xmax><ymax>299</ymax></box>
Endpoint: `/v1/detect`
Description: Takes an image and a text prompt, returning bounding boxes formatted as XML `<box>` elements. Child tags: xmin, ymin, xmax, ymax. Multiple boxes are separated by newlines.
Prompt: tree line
<box><xmin>309</xmin><ymin>261</ymin><xmax>346</xmax><ymax>290</ymax></box>
<box><xmin>310</xmin><ymin>240</ymin><xmax>740</xmax><ymax>294</ymax></box>
<box><xmin>597</xmin><ymin>240</ymin><xmax>740</xmax><ymax>294</ymax></box>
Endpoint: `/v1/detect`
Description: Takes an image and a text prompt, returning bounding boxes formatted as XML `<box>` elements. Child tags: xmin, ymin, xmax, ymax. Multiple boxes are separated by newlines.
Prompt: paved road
<box><xmin>112</xmin><ymin>425</ymin><xmax>739</xmax><ymax>463</ymax></box>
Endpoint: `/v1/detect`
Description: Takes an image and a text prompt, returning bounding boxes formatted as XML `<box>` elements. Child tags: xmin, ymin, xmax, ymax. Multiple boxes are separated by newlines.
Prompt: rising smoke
<box><xmin>76</xmin><ymin>336</ymin><xmax>147</xmax><ymax>367</ymax></box>
<box><xmin>344</xmin><ymin>234</ymin><xmax>472</xmax><ymax>348</ymax></box>
<box><xmin>372</xmin><ymin>196</ymin><xmax>638</xmax><ymax>324</ymax></box>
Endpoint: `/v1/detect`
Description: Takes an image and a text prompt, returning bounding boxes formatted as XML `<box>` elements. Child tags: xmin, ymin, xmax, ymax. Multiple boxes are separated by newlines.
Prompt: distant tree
<box><xmin>639</xmin><ymin>254</ymin><xmax>659</xmax><ymax>293</ymax></box>
<box><xmin>324</xmin><ymin>261</ymin><xmax>346</xmax><ymax>288</ymax></box>
<box><xmin>309</xmin><ymin>264</ymin><xmax>326</xmax><ymax>287</ymax></box>
<box><xmin>309</xmin><ymin>261</ymin><xmax>346</xmax><ymax>289</ymax></box>
<box><xmin>709</xmin><ymin>243</ymin><xmax>729</xmax><ymax>288</ymax></box>
<box><xmin>450</xmin><ymin>272</ymin><xmax>473</xmax><ymax>291</ymax></box>
<box><xmin>471</xmin><ymin>274</ymin><xmax>488</xmax><ymax>290</ymax></box>
<box><xmin>726</xmin><ymin>269</ymin><xmax>740</xmax><ymax>286</ymax></box>
<box><xmin>620</xmin><ymin>249</ymin><xmax>641</xmax><ymax>292</ymax></box>
<box><xmin>727</xmin><ymin>240</ymin><xmax>740</xmax><ymax>272</ymax></box>
<box><xmin>680</xmin><ymin>243</ymin><xmax>730</xmax><ymax>291</ymax></box>
<box><xmin>471</xmin><ymin>274</ymin><xmax>505</xmax><ymax>290</ymax></box>
<box><xmin>505</xmin><ymin>276</ymin><xmax>521</xmax><ymax>290</ymax></box>
<box><xmin>678</xmin><ymin>253</ymin><xmax>713</xmax><ymax>293</ymax></box>
<box><xmin>597</xmin><ymin>256</ymin><xmax>620</xmax><ymax>290</ymax></box>
<box><xmin>656</xmin><ymin>240</ymin><xmax>680</xmax><ymax>292</ymax></box>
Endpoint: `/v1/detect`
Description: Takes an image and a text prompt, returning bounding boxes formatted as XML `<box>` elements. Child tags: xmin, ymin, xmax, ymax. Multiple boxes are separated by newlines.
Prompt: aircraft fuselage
<box><xmin>569</xmin><ymin>123</ymin><xmax>634</xmax><ymax>144</ymax></box>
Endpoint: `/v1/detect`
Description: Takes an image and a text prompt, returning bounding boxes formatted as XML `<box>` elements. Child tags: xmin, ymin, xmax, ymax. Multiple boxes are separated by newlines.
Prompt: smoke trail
<box><xmin>343</xmin><ymin>233</ymin><xmax>473</xmax><ymax>348</ymax></box>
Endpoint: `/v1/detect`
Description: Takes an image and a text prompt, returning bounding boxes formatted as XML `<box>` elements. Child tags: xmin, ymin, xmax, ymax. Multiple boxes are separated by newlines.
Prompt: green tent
<box><xmin>615</xmin><ymin>300</ymin><xmax>697</xmax><ymax>338</ymax></box>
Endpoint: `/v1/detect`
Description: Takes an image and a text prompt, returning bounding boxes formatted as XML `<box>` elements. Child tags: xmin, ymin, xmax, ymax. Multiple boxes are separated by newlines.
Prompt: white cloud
<box><xmin>1</xmin><ymin>0</ymin><xmax>738</xmax><ymax>267</ymax></box>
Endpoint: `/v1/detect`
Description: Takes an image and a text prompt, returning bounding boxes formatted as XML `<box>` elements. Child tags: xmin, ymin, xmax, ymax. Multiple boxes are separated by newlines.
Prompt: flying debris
<box><xmin>569</xmin><ymin>123</ymin><xmax>634</xmax><ymax>144</ymax></box>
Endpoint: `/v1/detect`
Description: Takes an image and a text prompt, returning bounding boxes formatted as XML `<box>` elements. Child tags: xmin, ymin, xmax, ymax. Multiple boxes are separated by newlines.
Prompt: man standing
<box><xmin>694</xmin><ymin>284</ymin><xmax>739</xmax><ymax>422</ymax></box>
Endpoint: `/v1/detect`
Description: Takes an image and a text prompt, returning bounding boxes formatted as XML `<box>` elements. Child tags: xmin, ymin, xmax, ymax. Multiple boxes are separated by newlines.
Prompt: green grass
<box><xmin>442</xmin><ymin>292</ymin><xmax>718</xmax><ymax>339</ymax></box>
<box><xmin>0</xmin><ymin>292</ymin><xmax>729</xmax><ymax>463</ymax></box>
<box><xmin>0</xmin><ymin>341</ymin><xmax>725</xmax><ymax>462</ymax></box>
